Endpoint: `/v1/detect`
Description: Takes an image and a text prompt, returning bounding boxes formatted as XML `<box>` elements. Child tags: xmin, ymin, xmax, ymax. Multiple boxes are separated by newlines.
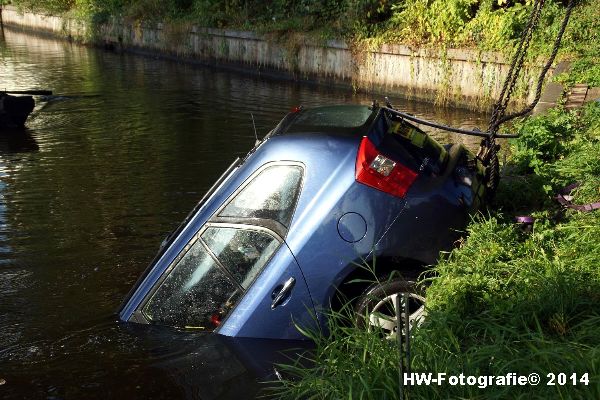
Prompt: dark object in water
<box><xmin>0</xmin><ymin>92</ymin><xmax>35</xmax><ymax>129</ymax></box>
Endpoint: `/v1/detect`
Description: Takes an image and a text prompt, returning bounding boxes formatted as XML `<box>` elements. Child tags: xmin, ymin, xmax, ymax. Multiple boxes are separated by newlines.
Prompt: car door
<box><xmin>213</xmin><ymin>227</ymin><xmax>315</xmax><ymax>339</ymax></box>
<box><xmin>207</xmin><ymin>162</ymin><xmax>315</xmax><ymax>339</ymax></box>
<box><xmin>131</xmin><ymin>162</ymin><xmax>315</xmax><ymax>339</ymax></box>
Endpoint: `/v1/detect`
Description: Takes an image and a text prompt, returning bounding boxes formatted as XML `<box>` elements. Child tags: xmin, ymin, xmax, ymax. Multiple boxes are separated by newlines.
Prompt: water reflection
<box><xmin>153</xmin><ymin>336</ymin><xmax>311</xmax><ymax>400</ymax></box>
<box><xmin>0</xmin><ymin>26</ymin><xmax>487</xmax><ymax>399</ymax></box>
<box><xmin>1</xmin><ymin>319</ymin><xmax>310</xmax><ymax>399</ymax></box>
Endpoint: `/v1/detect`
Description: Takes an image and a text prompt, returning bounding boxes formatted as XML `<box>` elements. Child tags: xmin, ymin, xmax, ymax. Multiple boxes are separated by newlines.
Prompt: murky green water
<box><xmin>0</xmin><ymin>26</ymin><xmax>488</xmax><ymax>399</ymax></box>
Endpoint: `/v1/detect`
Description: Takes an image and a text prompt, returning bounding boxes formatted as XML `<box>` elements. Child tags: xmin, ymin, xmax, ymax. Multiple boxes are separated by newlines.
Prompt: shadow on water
<box><xmin>1</xmin><ymin>317</ymin><xmax>311</xmax><ymax>400</ymax></box>
<box><xmin>0</xmin><ymin>130</ymin><xmax>39</xmax><ymax>153</ymax></box>
<box><xmin>154</xmin><ymin>335</ymin><xmax>312</xmax><ymax>400</ymax></box>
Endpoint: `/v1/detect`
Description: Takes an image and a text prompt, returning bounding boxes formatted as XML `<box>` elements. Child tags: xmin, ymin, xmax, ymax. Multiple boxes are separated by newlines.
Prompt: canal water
<box><xmin>0</xmin><ymin>26</ymin><xmax>488</xmax><ymax>399</ymax></box>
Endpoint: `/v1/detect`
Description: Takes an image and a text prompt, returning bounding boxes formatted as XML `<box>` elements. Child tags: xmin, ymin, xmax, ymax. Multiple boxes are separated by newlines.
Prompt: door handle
<box><xmin>271</xmin><ymin>277</ymin><xmax>296</xmax><ymax>309</ymax></box>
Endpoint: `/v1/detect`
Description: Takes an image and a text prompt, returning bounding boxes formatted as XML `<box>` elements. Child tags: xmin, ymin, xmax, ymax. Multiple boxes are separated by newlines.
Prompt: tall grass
<box><xmin>272</xmin><ymin>104</ymin><xmax>600</xmax><ymax>399</ymax></box>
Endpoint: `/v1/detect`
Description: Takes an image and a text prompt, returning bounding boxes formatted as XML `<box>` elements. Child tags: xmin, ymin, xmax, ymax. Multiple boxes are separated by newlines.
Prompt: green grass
<box><xmin>270</xmin><ymin>103</ymin><xmax>600</xmax><ymax>399</ymax></box>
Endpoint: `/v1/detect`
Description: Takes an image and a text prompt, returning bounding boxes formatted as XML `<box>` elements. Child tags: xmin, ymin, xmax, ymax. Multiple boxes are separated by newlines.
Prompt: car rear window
<box><xmin>383</xmin><ymin>117</ymin><xmax>449</xmax><ymax>175</ymax></box>
<box><xmin>283</xmin><ymin>105</ymin><xmax>375</xmax><ymax>135</ymax></box>
<box><xmin>219</xmin><ymin>165</ymin><xmax>303</xmax><ymax>228</ymax></box>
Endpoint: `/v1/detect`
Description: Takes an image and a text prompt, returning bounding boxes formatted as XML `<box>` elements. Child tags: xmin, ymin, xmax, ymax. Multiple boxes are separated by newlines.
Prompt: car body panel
<box><xmin>375</xmin><ymin>143</ymin><xmax>481</xmax><ymax>265</ymax></box>
<box><xmin>120</xmin><ymin>104</ymin><xmax>485</xmax><ymax>340</ymax></box>
<box><xmin>218</xmin><ymin>242</ymin><xmax>315</xmax><ymax>339</ymax></box>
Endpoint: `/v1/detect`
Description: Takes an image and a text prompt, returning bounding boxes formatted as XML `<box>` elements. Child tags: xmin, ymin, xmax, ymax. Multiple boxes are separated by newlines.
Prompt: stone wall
<box><xmin>1</xmin><ymin>5</ymin><xmax>546</xmax><ymax>110</ymax></box>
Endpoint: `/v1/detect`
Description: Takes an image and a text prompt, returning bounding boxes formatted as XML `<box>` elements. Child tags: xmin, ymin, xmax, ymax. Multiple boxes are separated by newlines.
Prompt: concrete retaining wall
<box><xmin>0</xmin><ymin>5</ymin><xmax>546</xmax><ymax>110</ymax></box>
<box><xmin>1</xmin><ymin>6</ymin><xmax>87</xmax><ymax>40</ymax></box>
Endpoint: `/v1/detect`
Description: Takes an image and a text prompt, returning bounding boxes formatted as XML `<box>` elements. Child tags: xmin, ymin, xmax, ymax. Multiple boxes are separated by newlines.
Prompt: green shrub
<box><xmin>388</xmin><ymin>0</ymin><xmax>477</xmax><ymax>44</ymax></box>
<box><xmin>509</xmin><ymin>108</ymin><xmax>577</xmax><ymax>174</ymax></box>
<box><xmin>10</xmin><ymin>0</ymin><xmax>76</xmax><ymax>13</ymax></box>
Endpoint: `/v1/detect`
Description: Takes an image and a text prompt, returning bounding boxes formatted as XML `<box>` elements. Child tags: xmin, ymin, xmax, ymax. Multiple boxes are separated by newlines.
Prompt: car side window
<box><xmin>142</xmin><ymin>239</ymin><xmax>242</xmax><ymax>329</ymax></box>
<box><xmin>201</xmin><ymin>226</ymin><xmax>280</xmax><ymax>289</ymax></box>
<box><xmin>219</xmin><ymin>165</ymin><xmax>302</xmax><ymax>228</ymax></box>
<box><xmin>142</xmin><ymin>225</ymin><xmax>282</xmax><ymax>330</ymax></box>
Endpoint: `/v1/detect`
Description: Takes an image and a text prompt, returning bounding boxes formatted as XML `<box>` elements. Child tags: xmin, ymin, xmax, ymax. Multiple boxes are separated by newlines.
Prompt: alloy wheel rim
<box><xmin>367</xmin><ymin>292</ymin><xmax>426</xmax><ymax>339</ymax></box>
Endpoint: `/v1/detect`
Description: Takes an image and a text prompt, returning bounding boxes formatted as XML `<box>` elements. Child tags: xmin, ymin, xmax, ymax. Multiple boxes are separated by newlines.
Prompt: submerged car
<box><xmin>119</xmin><ymin>103</ymin><xmax>486</xmax><ymax>340</ymax></box>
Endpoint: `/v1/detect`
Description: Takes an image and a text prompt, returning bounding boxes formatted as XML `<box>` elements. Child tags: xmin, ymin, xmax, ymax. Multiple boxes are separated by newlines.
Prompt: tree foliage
<box><xmin>5</xmin><ymin>0</ymin><xmax>598</xmax><ymax>63</ymax></box>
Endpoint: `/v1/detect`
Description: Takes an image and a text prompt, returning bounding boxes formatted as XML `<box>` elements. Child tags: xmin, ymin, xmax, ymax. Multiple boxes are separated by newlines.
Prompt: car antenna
<box><xmin>250</xmin><ymin>112</ymin><xmax>260</xmax><ymax>146</ymax></box>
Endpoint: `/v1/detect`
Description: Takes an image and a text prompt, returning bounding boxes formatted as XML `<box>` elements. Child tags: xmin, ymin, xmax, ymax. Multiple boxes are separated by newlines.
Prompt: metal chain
<box><xmin>486</xmin><ymin>0</ymin><xmax>545</xmax><ymax>134</ymax></box>
<box><xmin>498</xmin><ymin>0</ymin><xmax>576</xmax><ymax>124</ymax></box>
<box><xmin>481</xmin><ymin>0</ymin><xmax>575</xmax><ymax>195</ymax></box>
<box><xmin>488</xmin><ymin>0</ymin><xmax>546</xmax><ymax>132</ymax></box>
<box><xmin>481</xmin><ymin>0</ymin><xmax>545</xmax><ymax>193</ymax></box>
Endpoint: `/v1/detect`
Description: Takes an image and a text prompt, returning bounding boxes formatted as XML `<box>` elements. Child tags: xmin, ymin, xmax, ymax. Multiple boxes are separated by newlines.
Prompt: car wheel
<box><xmin>354</xmin><ymin>276</ymin><xmax>426</xmax><ymax>339</ymax></box>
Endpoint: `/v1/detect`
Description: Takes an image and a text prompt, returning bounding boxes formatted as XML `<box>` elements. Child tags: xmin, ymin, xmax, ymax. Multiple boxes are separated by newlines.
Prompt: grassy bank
<box><xmin>271</xmin><ymin>100</ymin><xmax>600</xmax><ymax>398</ymax></box>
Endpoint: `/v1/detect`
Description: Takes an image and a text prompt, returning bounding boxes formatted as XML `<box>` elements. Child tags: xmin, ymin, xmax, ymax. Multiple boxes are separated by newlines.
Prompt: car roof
<box><xmin>272</xmin><ymin>105</ymin><xmax>378</xmax><ymax>137</ymax></box>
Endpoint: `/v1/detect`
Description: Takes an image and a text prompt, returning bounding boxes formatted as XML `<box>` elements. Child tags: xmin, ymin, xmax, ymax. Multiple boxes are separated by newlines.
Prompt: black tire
<box><xmin>354</xmin><ymin>276</ymin><xmax>426</xmax><ymax>338</ymax></box>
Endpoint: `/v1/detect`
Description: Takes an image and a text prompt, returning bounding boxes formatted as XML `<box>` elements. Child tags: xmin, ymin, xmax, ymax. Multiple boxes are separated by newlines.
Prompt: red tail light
<box><xmin>210</xmin><ymin>313</ymin><xmax>222</xmax><ymax>327</ymax></box>
<box><xmin>355</xmin><ymin>137</ymin><xmax>418</xmax><ymax>198</ymax></box>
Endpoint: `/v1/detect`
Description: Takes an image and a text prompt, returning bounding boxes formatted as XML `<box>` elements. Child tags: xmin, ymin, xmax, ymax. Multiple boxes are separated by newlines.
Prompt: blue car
<box><xmin>119</xmin><ymin>104</ymin><xmax>486</xmax><ymax>340</ymax></box>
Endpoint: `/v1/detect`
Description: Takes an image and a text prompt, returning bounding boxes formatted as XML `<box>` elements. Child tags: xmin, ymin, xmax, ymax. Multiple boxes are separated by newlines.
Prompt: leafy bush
<box><xmin>461</xmin><ymin>0</ymin><xmax>532</xmax><ymax>50</ymax></box>
<box><xmin>510</xmin><ymin>108</ymin><xmax>577</xmax><ymax>174</ymax></box>
<box><xmin>9</xmin><ymin>0</ymin><xmax>76</xmax><ymax>13</ymax></box>
<box><xmin>388</xmin><ymin>0</ymin><xmax>477</xmax><ymax>44</ymax></box>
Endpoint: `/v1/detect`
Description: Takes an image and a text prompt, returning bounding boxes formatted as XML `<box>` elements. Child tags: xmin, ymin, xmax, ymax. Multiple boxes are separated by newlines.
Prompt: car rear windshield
<box><xmin>282</xmin><ymin>105</ymin><xmax>375</xmax><ymax>135</ymax></box>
